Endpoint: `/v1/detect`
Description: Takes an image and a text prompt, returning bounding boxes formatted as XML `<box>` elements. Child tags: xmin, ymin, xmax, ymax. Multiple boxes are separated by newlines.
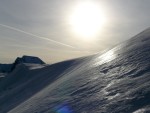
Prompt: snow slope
<box><xmin>0</xmin><ymin>64</ymin><xmax>13</xmax><ymax>73</ymax></box>
<box><xmin>1</xmin><ymin>28</ymin><xmax>150</xmax><ymax>113</ymax></box>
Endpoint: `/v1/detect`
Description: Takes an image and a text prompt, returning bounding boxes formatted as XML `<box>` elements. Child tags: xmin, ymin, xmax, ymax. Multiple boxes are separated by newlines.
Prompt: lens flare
<box><xmin>54</xmin><ymin>103</ymin><xmax>73</xmax><ymax>113</ymax></box>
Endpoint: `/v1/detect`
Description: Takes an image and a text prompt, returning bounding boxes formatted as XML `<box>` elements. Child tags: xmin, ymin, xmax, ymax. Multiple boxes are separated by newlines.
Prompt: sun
<box><xmin>69</xmin><ymin>1</ymin><xmax>106</xmax><ymax>39</ymax></box>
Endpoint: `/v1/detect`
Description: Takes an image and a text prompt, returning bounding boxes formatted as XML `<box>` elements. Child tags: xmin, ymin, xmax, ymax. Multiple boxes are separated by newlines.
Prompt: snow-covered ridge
<box><xmin>0</xmin><ymin>28</ymin><xmax>150</xmax><ymax>113</ymax></box>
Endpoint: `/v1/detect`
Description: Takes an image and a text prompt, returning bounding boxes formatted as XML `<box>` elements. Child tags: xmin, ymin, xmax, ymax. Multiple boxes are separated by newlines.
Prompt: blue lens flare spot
<box><xmin>56</xmin><ymin>105</ymin><xmax>72</xmax><ymax>113</ymax></box>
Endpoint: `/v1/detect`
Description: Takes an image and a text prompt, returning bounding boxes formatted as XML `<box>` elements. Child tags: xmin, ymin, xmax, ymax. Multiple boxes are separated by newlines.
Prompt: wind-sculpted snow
<box><xmin>1</xmin><ymin>28</ymin><xmax>150</xmax><ymax>113</ymax></box>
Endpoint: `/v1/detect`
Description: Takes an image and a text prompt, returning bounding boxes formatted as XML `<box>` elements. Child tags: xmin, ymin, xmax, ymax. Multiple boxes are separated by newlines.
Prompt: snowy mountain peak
<box><xmin>10</xmin><ymin>55</ymin><xmax>45</xmax><ymax>71</ymax></box>
<box><xmin>14</xmin><ymin>55</ymin><xmax>45</xmax><ymax>65</ymax></box>
<box><xmin>0</xmin><ymin>55</ymin><xmax>45</xmax><ymax>73</ymax></box>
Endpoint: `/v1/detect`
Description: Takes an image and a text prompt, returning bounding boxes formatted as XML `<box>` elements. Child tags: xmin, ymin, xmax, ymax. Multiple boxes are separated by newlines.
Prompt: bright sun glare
<box><xmin>70</xmin><ymin>1</ymin><xmax>106</xmax><ymax>39</ymax></box>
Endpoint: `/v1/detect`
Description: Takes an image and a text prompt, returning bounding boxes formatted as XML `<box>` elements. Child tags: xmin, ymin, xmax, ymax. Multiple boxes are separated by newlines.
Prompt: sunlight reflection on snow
<box><xmin>94</xmin><ymin>50</ymin><xmax>116</xmax><ymax>66</ymax></box>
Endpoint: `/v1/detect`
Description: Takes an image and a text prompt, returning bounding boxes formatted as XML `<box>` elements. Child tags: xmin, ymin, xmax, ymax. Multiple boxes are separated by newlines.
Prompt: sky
<box><xmin>0</xmin><ymin>0</ymin><xmax>150</xmax><ymax>64</ymax></box>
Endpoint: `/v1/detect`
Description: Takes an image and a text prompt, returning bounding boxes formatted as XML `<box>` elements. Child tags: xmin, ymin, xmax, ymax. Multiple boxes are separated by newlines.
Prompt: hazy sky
<box><xmin>0</xmin><ymin>0</ymin><xmax>150</xmax><ymax>63</ymax></box>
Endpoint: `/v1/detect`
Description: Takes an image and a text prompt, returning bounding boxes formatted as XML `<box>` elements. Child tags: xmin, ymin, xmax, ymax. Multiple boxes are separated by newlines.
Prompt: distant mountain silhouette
<box><xmin>0</xmin><ymin>55</ymin><xmax>45</xmax><ymax>73</ymax></box>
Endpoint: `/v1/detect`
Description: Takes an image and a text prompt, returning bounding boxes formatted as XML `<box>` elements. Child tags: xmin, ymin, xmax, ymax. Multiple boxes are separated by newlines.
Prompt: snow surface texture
<box><xmin>0</xmin><ymin>28</ymin><xmax>150</xmax><ymax>113</ymax></box>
